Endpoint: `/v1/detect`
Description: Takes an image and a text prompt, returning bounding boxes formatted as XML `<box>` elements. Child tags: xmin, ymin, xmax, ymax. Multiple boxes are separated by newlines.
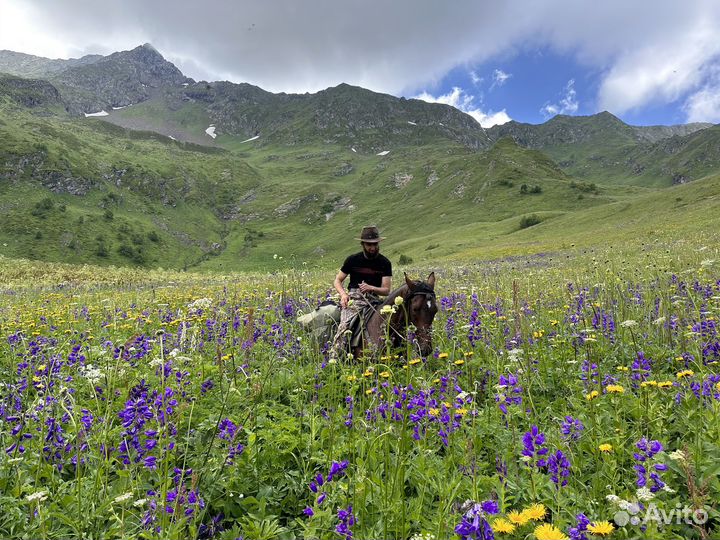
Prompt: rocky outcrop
<box><xmin>0</xmin><ymin>75</ymin><xmax>61</xmax><ymax>107</ymax></box>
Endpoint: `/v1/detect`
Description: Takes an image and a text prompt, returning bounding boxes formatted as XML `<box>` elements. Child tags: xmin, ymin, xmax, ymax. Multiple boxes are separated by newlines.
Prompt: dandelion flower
<box><xmin>507</xmin><ymin>510</ymin><xmax>529</xmax><ymax>525</ymax></box>
<box><xmin>438</xmin><ymin>353</ymin><xmax>449</xmax><ymax>359</ymax></box>
<box><xmin>658</xmin><ymin>381</ymin><xmax>673</xmax><ymax>388</ymax></box>
<box><xmin>409</xmin><ymin>358</ymin><xmax>422</xmax><ymax>366</ymax></box>
<box><xmin>380</xmin><ymin>371</ymin><xmax>391</xmax><ymax>378</ymax></box>
<box><xmin>676</xmin><ymin>370</ymin><xmax>694</xmax><ymax>379</ymax></box>
<box><xmin>587</xmin><ymin>521</ymin><xmax>614</xmax><ymax>536</ymax></box>
<box><xmin>491</xmin><ymin>518</ymin><xmax>516</xmax><ymax>534</ymax></box>
<box><xmin>454</xmin><ymin>359</ymin><xmax>465</xmax><ymax>366</ymax></box>
<box><xmin>605</xmin><ymin>384</ymin><xmax>625</xmax><ymax>394</ymax></box>
<box><xmin>534</xmin><ymin>523</ymin><xmax>568</xmax><ymax>540</ymax></box>
<box><xmin>586</xmin><ymin>390</ymin><xmax>600</xmax><ymax>401</ymax></box>
<box><xmin>599</xmin><ymin>443</ymin><xmax>613</xmax><ymax>453</ymax></box>
<box><xmin>523</xmin><ymin>503</ymin><xmax>547</xmax><ymax>521</ymax></box>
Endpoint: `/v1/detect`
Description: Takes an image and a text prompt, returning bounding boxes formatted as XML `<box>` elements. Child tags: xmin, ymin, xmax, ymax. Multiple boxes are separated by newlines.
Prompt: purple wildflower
<box><xmin>522</xmin><ymin>425</ymin><xmax>549</xmax><ymax>468</ymax></box>
<box><xmin>560</xmin><ymin>416</ymin><xmax>584</xmax><ymax>442</ymax></box>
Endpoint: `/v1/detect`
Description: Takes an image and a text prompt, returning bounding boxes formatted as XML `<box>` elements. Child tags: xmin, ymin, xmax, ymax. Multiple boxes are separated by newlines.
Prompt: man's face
<box><xmin>362</xmin><ymin>242</ymin><xmax>380</xmax><ymax>258</ymax></box>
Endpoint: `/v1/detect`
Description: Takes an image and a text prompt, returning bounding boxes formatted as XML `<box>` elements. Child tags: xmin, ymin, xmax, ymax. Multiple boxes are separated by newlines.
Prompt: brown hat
<box><xmin>356</xmin><ymin>225</ymin><xmax>385</xmax><ymax>243</ymax></box>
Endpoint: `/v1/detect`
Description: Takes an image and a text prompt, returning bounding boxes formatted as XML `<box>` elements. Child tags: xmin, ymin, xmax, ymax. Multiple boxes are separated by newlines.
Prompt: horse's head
<box><xmin>404</xmin><ymin>272</ymin><xmax>438</xmax><ymax>357</ymax></box>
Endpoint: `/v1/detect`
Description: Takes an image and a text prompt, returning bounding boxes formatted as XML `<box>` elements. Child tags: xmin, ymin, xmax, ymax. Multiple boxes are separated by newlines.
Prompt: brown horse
<box><xmin>355</xmin><ymin>272</ymin><xmax>438</xmax><ymax>358</ymax></box>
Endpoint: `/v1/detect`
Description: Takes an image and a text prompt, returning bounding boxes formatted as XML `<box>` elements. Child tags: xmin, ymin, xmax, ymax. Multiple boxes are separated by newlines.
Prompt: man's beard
<box><xmin>363</xmin><ymin>246</ymin><xmax>379</xmax><ymax>259</ymax></box>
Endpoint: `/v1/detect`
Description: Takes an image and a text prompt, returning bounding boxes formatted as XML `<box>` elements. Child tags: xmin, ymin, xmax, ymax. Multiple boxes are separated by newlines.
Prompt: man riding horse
<box><xmin>330</xmin><ymin>225</ymin><xmax>392</xmax><ymax>360</ymax></box>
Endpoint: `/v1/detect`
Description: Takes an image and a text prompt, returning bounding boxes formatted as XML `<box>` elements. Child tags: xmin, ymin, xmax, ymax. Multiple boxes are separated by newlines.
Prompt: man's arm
<box><xmin>359</xmin><ymin>276</ymin><xmax>391</xmax><ymax>296</ymax></box>
<box><xmin>334</xmin><ymin>270</ymin><xmax>350</xmax><ymax>308</ymax></box>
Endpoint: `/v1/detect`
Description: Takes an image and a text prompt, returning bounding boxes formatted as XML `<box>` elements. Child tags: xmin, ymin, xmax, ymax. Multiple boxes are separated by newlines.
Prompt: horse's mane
<box><xmin>381</xmin><ymin>283</ymin><xmax>411</xmax><ymax>307</ymax></box>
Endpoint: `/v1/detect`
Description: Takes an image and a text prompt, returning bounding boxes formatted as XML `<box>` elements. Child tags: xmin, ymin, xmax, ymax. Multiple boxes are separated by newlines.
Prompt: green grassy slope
<box><xmin>0</xmin><ymin>98</ymin><xmax>622</xmax><ymax>271</ymax></box>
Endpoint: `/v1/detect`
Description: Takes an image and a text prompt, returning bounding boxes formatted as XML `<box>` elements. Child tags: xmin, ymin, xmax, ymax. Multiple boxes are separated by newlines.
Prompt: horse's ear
<box><xmin>404</xmin><ymin>272</ymin><xmax>416</xmax><ymax>291</ymax></box>
<box><xmin>426</xmin><ymin>272</ymin><xmax>436</xmax><ymax>290</ymax></box>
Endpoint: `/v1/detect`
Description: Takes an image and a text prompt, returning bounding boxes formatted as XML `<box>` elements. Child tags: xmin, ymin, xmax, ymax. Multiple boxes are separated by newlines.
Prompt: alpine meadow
<box><xmin>1</xmin><ymin>42</ymin><xmax>720</xmax><ymax>540</ymax></box>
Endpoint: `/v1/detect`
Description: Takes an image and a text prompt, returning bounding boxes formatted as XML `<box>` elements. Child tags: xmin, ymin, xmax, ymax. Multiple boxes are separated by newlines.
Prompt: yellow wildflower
<box><xmin>346</xmin><ymin>375</ymin><xmax>357</xmax><ymax>382</ymax></box>
<box><xmin>379</xmin><ymin>371</ymin><xmax>391</xmax><ymax>378</ymax></box>
<box><xmin>409</xmin><ymin>358</ymin><xmax>422</xmax><ymax>366</ymax></box>
<box><xmin>507</xmin><ymin>511</ymin><xmax>529</xmax><ymax>526</ymax></box>
<box><xmin>676</xmin><ymin>370</ymin><xmax>694</xmax><ymax>379</ymax></box>
<box><xmin>599</xmin><ymin>443</ymin><xmax>613</xmax><ymax>453</ymax></box>
<box><xmin>363</xmin><ymin>370</ymin><xmax>373</xmax><ymax>377</ymax></box>
<box><xmin>491</xmin><ymin>518</ymin><xmax>515</xmax><ymax>534</ymax></box>
<box><xmin>438</xmin><ymin>353</ymin><xmax>449</xmax><ymax>359</ymax></box>
<box><xmin>454</xmin><ymin>359</ymin><xmax>465</xmax><ymax>366</ymax></box>
<box><xmin>534</xmin><ymin>523</ymin><xmax>568</xmax><ymax>540</ymax></box>
<box><xmin>658</xmin><ymin>381</ymin><xmax>673</xmax><ymax>388</ymax></box>
<box><xmin>640</xmin><ymin>380</ymin><xmax>657</xmax><ymax>387</ymax></box>
<box><xmin>586</xmin><ymin>390</ymin><xmax>600</xmax><ymax>401</ymax></box>
<box><xmin>523</xmin><ymin>503</ymin><xmax>547</xmax><ymax>521</ymax></box>
<box><xmin>464</xmin><ymin>351</ymin><xmax>474</xmax><ymax>357</ymax></box>
<box><xmin>587</xmin><ymin>521</ymin><xmax>614</xmax><ymax>536</ymax></box>
<box><xmin>617</xmin><ymin>366</ymin><xmax>629</xmax><ymax>372</ymax></box>
<box><xmin>605</xmin><ymin>384</ymin><xmax>625</xmax><ymax>394</ymax></box>
<box><xmin>454</xmin><ymin>408</ymin><xmax>468</xmax><ymax>416</ymax></box>
<box><xmin>428</xmin><ymin>408</ymin><xmax>439</xmax><ymax>417</ymax></box>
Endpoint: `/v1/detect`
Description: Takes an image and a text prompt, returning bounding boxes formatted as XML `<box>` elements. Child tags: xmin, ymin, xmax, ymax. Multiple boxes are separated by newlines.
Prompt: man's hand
<box><xmin>340</xmin><ymin>292</ymin><xmax>349</xmax><ymax>309</ymax></box>
<box><xmin>358</xmin><ymin>281</ymin><xmax>373</xmax><ymax>294</ymax></box>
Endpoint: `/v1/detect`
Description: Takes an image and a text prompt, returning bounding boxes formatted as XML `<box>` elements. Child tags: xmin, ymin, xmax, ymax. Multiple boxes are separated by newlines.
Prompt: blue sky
<box><xmin>414</xmin><ymin>47</ymin><xmax>706</xmax><ymax>127</ymax></box>
<box><xmin>2</xmin><ymin>0</ymin><xmax>720</xmax><ymax>127</ymax></box>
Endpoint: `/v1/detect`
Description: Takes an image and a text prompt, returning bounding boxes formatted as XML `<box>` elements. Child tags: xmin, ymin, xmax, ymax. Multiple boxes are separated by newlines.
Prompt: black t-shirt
<box><xmin>341</xmin><ymin>252</ymin><xmax>392</xmax><ymax>290</ymax></box>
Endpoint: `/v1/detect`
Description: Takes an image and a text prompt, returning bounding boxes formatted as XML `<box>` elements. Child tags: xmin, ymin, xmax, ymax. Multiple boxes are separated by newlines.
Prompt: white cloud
<box><xmin>470</xmin><ymin>70</ymin><xmax>483</xmax><ymax>85</ymax></box>
<box><xmin>491</xmin><ymin>69</ymin><xmax>512</xmax><ymax>88</ymax></box>
<box><xmin>684</xmin><ymin>85</ymin><xmax>720</xmax><ymax>123</ymax></box>
<box><xmin>415</xmin><ymin>87</ymin><xmax>511</xmax><ymax>127</ymax></box>
<box><xmin>597</xmin><ymin>23</ymin><xmax>720</xmax><ymax>114</ymax></box>
<box><xmin>541</xmin><ymin>79</ymin><xmax>578</xmax><ymax>118</ymax></box>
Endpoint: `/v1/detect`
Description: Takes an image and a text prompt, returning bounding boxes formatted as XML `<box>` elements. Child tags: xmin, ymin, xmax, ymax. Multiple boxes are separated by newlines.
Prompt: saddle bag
<box><xmin>296</xmin><ymin>301</ymin><xmax>341</xmax><ymax>343</ymax></box>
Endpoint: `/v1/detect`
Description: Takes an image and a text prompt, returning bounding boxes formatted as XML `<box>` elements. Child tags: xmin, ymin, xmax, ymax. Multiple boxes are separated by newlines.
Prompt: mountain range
<box><xmin>0</xmin><ymin>44</ymin><xmax>718</xmax><ymax>271</ymax></box>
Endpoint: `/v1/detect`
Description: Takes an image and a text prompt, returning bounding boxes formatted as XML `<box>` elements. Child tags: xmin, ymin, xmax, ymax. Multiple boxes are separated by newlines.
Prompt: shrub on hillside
<box><xmin>519</xmin><ymin>214</ymin><xmax>542</xmax><ymax>229</ymax></box>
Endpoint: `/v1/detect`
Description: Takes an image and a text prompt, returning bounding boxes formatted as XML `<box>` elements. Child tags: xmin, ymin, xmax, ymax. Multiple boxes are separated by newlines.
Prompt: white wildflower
<box><xmin>149</xmin><ymin>357</ymin><xmax>164</xmax><ymax>368</ymax></box>
<box><xmin>636</xmin><ymin>487</ymin><xmax>655</xmax><ymax>501</ymax></box>
<box><xmin>168</xmin><ymin>348</ymin><xmax>180</xmax><ymax>358</ymax></box>
<box><xmin>605</xmin><ymin>494</ymin><xmax>621</xmax><ymax>504</ymax></box>
<box><xmin>187</xmin><ymin>297</ymin><xmax>212</xmax><ymax>310</ymax></box>
<box><xmin>133</xmin><ymin>498</ymin><xmax>148</xmax><ymax>507</ymax></box>
<box><xmin>653</xmin><ymin>317</ymin><xmax>666</xmax><ymax>326</ymax></box>
<box><xmin>26</xmin><ymin>491</ymin><xmax>48</xmax><ymax>502</ymax></box>
<box><xmin>662</xmin><ymin>484</ymin><xmax>676</xmax><ymax>494</ymax></box>
<box><xmin>380</xmin><ymin>305</ymin><xmax>396</xmax><ymax>315</ymax></box>
<box><xmin>78</xmin><ymin>364</ymin><xmax>103</xmax><ymax>384</ymax></box>
<box><xmin>620</xmin><ymin>320</ymin><xmax>638</xmax><ymax>328</ymax></box>
<box><xmin>668</xmin><ymin>449</ymin><xmax>688</xmax><ymax>463</ymax></box>
<box><xmin>114</xmin><ymin>492</ymin><xmax>134</xmax><ymax>503</ymax></box>
<box><xmin>394</xmin><ymin>296</ymin><xmax>404</xmax><ymax>306</ymax></box>
<box><xmin>507</xmin><ymin>348</ymin><xmax>523</xmax><ymax>362</ymax></box>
